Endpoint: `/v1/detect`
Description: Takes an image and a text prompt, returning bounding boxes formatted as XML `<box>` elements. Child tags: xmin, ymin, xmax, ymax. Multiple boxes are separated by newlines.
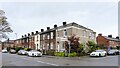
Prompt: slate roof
<box><xmin>40</xmin><ymin>22</ymin><xmax>95</xmax><ymax>34</ymax></box>
<box><xmin>103</xmin><ymin>36</ymin><xmax>120</xmax><ymax>42</ymax></box>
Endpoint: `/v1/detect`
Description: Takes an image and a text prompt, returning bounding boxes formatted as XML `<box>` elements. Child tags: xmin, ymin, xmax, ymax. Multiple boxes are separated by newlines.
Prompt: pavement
<box><xmin>0</xmin><ymin>52</ymin><xmax>2</xmax><ymax>67</ymax></box>
<box><xmin>2</xmin><ymin>53</ymin><xmax>119</xmax><ymax>66</ymax></box>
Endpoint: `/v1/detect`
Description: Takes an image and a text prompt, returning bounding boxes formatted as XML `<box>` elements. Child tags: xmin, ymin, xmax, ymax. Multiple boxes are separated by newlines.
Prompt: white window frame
<box><xmin>51</xmin><ymin>32</ymin><xmax>53</xmax><ymax>39</ymax></box>
<box><xmin>50</xmin><ymin>42</ymin><xmax>53</xmax><ymax>49</ymax></box>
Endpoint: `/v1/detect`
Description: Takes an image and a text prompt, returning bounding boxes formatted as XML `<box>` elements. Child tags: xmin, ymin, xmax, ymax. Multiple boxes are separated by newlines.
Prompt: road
<box><xmin>2</xmin><ymin>53</ymin><xmax>119</xmax><ymax>66</ymax></box>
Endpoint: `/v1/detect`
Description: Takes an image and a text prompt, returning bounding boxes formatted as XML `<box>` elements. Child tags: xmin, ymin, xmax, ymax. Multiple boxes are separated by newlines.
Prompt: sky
<box><xmin>0</xmin><ymin>0</ymin><xmax>118</xmax><ymax>41</ymax></box>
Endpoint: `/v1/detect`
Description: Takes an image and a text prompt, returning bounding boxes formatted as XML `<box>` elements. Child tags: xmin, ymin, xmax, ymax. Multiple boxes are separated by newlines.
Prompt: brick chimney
<box><xmin>41</xmin><ymin>29</ymin><xmax>44</xmax><ymax>32</ymax></box>
<box><xmin>54</xmin><ymin>24</ymin><xmax>57</xmax><ymax>28</ymax></box>
<box><xmin>31</xmin><ymin>32</ymin><xmax>34</xmax><ymax>35</ymax></box>
<box><xmin>98</xmin><ymin>33</ymin><xmax>102</xmax><ymax>36</ymax></box>
<box><xmin>63</xmin><ymin>22</ymin><xmax>66</xmax><ymax>26</ymax></box>
<box><xmin>116</xmin><ymin>36</ymin><xmax>119</xmax><ymax>39</ymax></box>
<box><xmin>108</xmin><ymin>35</ymin><xmax>112</xmax><ymax>38</ymax></box>
<box><xmin>28</xmin><ymin>33</ymin><xmax>30</xmax><ymax>36</ymax></box>
<box><xmin>36</xmin><ymin>31</ymin><xmax>38</xmax><ymax>34</ymax></box>
<box><xmin>24</xmin><ymin>34</ymin><xmax>27</xmax><ymax>37</ymax></box>
<box><xmin>22</xmin><ymin>35</ymin><xmax>24</xmax><ymax>38</ymax></box>
<box><xmin>47</xmin><ymin>27</ymin><xmax>50</xmax><ymax>30</ymax></box>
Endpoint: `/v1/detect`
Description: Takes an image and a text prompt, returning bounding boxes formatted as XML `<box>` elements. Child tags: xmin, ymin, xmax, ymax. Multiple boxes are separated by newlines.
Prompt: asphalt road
<box><xmin>2</xmin><ymin>53</ymin><xmax>119</xmax><ymax>66</ymax></box>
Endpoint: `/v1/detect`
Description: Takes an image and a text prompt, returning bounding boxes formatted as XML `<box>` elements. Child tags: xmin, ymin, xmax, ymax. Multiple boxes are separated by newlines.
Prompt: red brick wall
<box><xmin>96</xmin><ymin>35</ymin><xmax>109</xmax><ymax>46</ymax></box>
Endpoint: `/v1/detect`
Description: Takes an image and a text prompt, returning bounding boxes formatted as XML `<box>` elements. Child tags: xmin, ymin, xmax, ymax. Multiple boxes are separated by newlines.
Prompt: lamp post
<box><xmin>68</xmin><ymin>40</ymin><xmax>70</xmax><ymax>54</ymax></box>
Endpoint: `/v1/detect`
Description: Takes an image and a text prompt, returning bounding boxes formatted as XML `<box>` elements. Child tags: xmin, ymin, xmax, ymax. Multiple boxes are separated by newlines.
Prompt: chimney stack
<box><xmin>36</xmin><ymin>31</ymin><xmax>38</xmax><ymax>34</ymax></box>
<box><xmin>54</xmin><ymin>24</ymin><xmax>57</xmax><ymax>28</ymax></box>
<box><xmin>108</xmin><ymin>35</ymin><xmax>112</xmax><ymax>38</ymax></box>
<box><xmin>28</xmin><ymin>33</ymin><xmax>30</xmax><ymax>36</ymax></box>
<box><xmin>24</xmin><ymin>34</ymin><xmax>27</xmax><ymax>37</ymax></box>
<box><xmin>116</xmin><ymin>36</ymin><xmax>119</xmax><ymax>39</ymax></box>
<box><xmin>47</xmin><ymin>27</ymin><xmax>50</xmax><ymax>30</ymax></box>
<box><xmin>98</xmin><ymin>33</ymin><xmax>102</xmax><ymax>36</ymax></box>
<box><xmin>41</xmin><ymin>29</ymin><xmax>44</xmax><ymax>32</ymax></box>
<box><xmin>22</xmin><ymin>35</ymin><xmax>24</xmax><ymax>38</ymax></box>
<box><xmin>31</xmin><ymin>32</ymin><xmax>34</xmax><ymax>35</ymax></box>
<box><xmin>63</xmin><ymin>22</ymin><xmax>66</xmax><ymax>26</ymax></box>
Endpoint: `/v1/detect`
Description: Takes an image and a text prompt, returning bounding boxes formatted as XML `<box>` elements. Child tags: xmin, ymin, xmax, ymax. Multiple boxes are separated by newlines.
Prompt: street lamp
<box><xmin>68</xmin><ymin>40</ymin><xmax>70</xmax><ymax>54</ymax></box>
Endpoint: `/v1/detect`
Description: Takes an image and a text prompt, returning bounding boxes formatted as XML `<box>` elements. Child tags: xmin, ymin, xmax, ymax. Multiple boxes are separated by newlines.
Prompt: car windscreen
<box><xmin>95</xmin><ymin>50</ymin><xmax>104</xmax><ymax>52</ymax></box>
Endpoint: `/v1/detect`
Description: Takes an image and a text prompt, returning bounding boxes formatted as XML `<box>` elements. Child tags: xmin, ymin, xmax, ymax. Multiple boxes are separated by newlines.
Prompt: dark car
<box><xmin>10</xmin><ymin>49</ymin><xmax>16</xmax><ymax>54</ymax></box>
<box><xmin>107</xmin><ymin>49</ymin><xmax>119</xmax><ymax>55</ymax></box>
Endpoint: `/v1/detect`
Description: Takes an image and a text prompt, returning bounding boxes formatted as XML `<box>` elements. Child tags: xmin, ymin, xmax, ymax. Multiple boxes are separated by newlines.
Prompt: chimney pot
<box><xmin>36</xmin><ymin>31</ymin><xmax>38</xmax><ymax>34</ymax></box>
<box><xmin>116</xmin><ymin>36</ymin><xmax>119</xmax><ymax>39</ymax></box>
<box><xmin>41</xmin><ymin>29</ymin><xmax>44</xmax><ymax>32</ymax></box>
<box><xmin>54</xmin><ymin>24</ymin><xmax>57</xmax><ymax>28</ymax></box>
<box><xmin>108</xmin><ymin>35</ymin><xmax>112</xmax><ymax>38</ymax></box>
<box><xmin>31</xmin><ymin>32</ymin><xmax>34</xmax><ymax>35</ymax></box>
<box><xmin>24</xmin><ymin>34</ymin><xmax>27</xmax><ymax>37</ymax></box>
<box><xmin>63</xmin><ymin>21</ymin><xmax>66</xmax><ymax>25</ymax></box>
<box><xmin>98</xmin><ymin>33</ymin><xmax>102</xmax><ymax>36</ymax></box>
<box><xmin>47</xmin><ymin>27</ymin><xmax>50</xmax><ymax>30</ymax></box>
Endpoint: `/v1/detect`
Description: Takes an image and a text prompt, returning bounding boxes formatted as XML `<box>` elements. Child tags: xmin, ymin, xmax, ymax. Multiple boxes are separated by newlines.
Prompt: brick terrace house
<box><xmin>40</xmin><ymin>25</ymin><xmax>57</xmax><ymax>51</ymax></box>
<box><xmin>15</xmin><ymin>22</ymin><xmax>96</xmax><ymax>52</ymax></box>
<box><xmin>39</xmin><ymin>22</ymin><xmax>96</xmax><ymax>52</ymax></box>
<box><xmin>2</xmin><ymin>40</ymin><xmax>15</xmax><ymax>48</ymax></box>
<box><xmin>34</xmin><ymin>31</ymin><xmax>41</xmax><ymax>50</ymax></box>
<box><xmin>28</xmin><ymin>32</ymin><xmax>35</xmax><ymax>49</ymax></box>
<box><xmin>15</xmin><ymin>32</ymin><xmax>35</xmax><ymax>49</ymax></box>
<box><xmin>96</xmin><ymin>34</ymin><xmax>120</xmax><ymax>49</ymax></box>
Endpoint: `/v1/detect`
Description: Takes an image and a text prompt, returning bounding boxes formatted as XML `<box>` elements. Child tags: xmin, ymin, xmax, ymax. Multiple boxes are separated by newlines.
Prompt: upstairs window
<box><xmin>63</xmin><ymin>29</ymin><xmax>67</xmax><ymax>37</ymax></box>
<box><xmin>51</xmin><ymin>32</ymin><xmax>53</xmax><ymax>39</ymax></box>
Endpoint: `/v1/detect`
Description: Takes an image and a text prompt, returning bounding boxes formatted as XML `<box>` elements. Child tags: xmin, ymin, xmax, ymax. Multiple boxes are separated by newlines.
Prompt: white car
<box><xmin>27</xmin><ymin>50</ymin><xmax>42</xmax><ymax>57</ymax></box>
<box><xmin>2</xmin><ymin>48</ymin><xmax>8</xmax><ymax>53</ymax></box>
<box><xmin>18</xmin><ymin>50</ymin><xmax>28</xmax><ymax>55</ymax></box>
<box><xmin>90</xmin><ymin>50</ymin><xmax>107</xmax><ymax>57</ymax></box>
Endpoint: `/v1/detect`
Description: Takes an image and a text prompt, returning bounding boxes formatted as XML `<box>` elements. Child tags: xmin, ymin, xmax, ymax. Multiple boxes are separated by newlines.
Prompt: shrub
<box><xmin>68</xmin><ymin>52</ymin><xmax>77</xmax><ymax>57</ymax></box>
<box><xmin>15</xmin><ymin>47</ymin><xmax>22</xmax><ymax>52</ymax></box>
<box><xmin>7</xmin><ymin>47</ymin><xmax>11</xmax><ymax>52</ymax></box>
<box><xmin>46</xmin><ymin>49</ymin><xmax>55</xmax><ymax>56</ymax></box>
<box><xmin>80</xmin><ymin>51</ymin><xmax>87</xmax><ymax>56</ymax></box>
<box><xmin>55</xmin><ymin>52</ymin><xmax>65</xmax><ymax>57</ymax></box>
<box><xmin>24</xmin><ymin>48</ymin><xmax>32</xmax><ymax>51</ymax></box>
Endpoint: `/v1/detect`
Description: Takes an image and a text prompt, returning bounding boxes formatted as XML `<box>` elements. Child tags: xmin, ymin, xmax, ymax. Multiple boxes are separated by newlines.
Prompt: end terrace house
<box><xmin>40</xmin><ymin>22</ymin><xmax>96</xmax><ymax>52</ymax></box>
<box><xmin>96</xmin><ymin>34</ymin><xmax>120</xmax><ymax>49</ymax></box>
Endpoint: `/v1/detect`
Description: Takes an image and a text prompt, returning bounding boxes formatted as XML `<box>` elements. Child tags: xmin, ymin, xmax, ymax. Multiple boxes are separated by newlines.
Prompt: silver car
<box><xmin>10</xmin><ymin>49</ymin><xmax>16</xmax><ymax>54</ymax></box>
<box><xmin>18</xmin><ymin>50</ymin><xmax>28</xmax><ymax>55</ymax></box>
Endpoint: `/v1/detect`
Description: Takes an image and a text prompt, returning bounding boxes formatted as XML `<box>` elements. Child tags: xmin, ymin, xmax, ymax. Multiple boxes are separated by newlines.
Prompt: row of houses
<box><xmin>2</xmin><ymin>22</ymin><xmax>120</xmax><ymax>52</ymax></box>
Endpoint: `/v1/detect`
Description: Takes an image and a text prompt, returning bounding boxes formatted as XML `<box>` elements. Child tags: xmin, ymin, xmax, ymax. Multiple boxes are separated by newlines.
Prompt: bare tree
<box><xmin>0</xmin><ymin>10</ymin><xmax>13</xmax><ymax>40</ymax></box>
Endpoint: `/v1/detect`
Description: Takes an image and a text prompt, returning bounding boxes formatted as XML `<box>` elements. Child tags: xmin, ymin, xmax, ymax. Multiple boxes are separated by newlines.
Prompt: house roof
<box><xmin>40</xmin><ymin>22</ymin><xmax>95</xmax><ymax>34</ymax></box>
<box><xmin>103</xmin><ymin>36</ymin><xmax>120</xmax><ymax>42</ymax></box>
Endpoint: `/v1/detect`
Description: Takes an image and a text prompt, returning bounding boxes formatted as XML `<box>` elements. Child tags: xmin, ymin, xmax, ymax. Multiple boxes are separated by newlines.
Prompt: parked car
<box><xmin>90</xmin><ymin>50</ymin><xmax>107</xmax><ymax>57</ymax></box>
<box><xmin>9</xmin><ymin>49</ymin><xmax>16</xmax><ymax>54</ymax></box>
<box><xmin>18</xmin><ymin>50</ymin><xmax>28</xmax><ymax>55</ymax></box>
<box><xmin>27</xmin><ymin>50</ymin><xmax>42</xmax><ymax>57</ymax></box>
<box><xmin>107</xmin><ymin>49</ymin><xmax>119</xmax><ymax>55</ymax></box>
<box><xmin>2</xmin><ymin>48</ymin><xmax>8</xmax><ymax>53</ymax></box>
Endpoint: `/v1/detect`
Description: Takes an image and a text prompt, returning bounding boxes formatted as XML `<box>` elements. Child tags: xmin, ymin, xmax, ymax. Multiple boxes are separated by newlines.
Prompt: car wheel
<box><xmin>104</xmin><ymin>53</ymin><xmax>107</xmax><ymax>57</ymax></box>
<box><xmin>99</xmin><ymin>53</ymin><xmax>101</xmax><ymax>57</ymax></box>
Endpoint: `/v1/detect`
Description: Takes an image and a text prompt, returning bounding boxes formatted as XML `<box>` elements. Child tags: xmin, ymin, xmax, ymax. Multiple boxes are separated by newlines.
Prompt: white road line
<box><xmin>37</xmin><ymin>61</ymin><xmax>59</xmax><ymax>66</ymax></box>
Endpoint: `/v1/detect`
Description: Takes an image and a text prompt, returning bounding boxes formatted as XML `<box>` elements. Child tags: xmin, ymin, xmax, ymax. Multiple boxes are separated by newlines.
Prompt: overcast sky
<box><xmin>0</xmin><ymin>1</ymin><xmax>118</xmax><ymax>40</ymax></box>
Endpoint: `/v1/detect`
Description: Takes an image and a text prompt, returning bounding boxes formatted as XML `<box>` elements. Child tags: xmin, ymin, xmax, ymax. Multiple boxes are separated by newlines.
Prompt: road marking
<box><xmin>37</xmin><ymin>61</ymin><xmax>59</xmax><ymax>66</ymax></box>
